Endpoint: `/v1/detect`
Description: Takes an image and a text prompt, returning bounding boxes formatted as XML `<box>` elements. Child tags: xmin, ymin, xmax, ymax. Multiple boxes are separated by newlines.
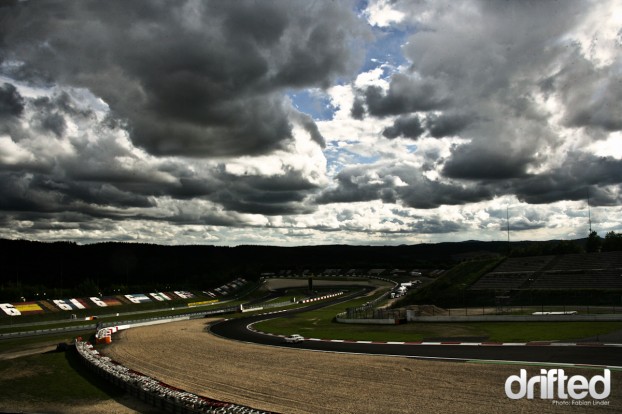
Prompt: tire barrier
<box><xmin>75</xmin><ymin>339</ymin><xmax>272</xmax><ymax>414</ymax></box>
<box><xmin>95</xmin><ymin>324</ymin><xmax>130</xmax><ymax>344</ymax></box>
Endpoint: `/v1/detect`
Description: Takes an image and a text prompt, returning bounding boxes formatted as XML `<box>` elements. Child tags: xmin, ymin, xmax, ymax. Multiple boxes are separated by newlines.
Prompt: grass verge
<box><xmin>0</xmin><ymin>344</ymin><xmax>160</xmax><ymax>413</ymax></box>
<box><xmin>255</xmin><ymin>310</ymin><xmax>622</xmax><ymax>343</ymax></box>
<box><xmin>0</xmin><ymin>349</ymin><xmax>120</xmax><ymax>403</ymax></box>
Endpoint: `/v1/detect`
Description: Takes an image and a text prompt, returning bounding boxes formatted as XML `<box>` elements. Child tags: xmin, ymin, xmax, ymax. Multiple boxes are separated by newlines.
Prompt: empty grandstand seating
<box><xmin>470</xmin><ymin>272</ymin><xmax>534</xmax><ymax>290</ymax></box>
<box><xmin>530</xmin><ymin>269</ymin><xmax>622</xmax><ymax>289</ymax></box>
<box><xmin>470</xmin><ymin>251</ymin><xmax>622</xmax><ymax>290</ymax></box>
<box><xmin>490</xmin><ymin>256</ymin><xmax>557</xmax><ymax>273</ymax></box>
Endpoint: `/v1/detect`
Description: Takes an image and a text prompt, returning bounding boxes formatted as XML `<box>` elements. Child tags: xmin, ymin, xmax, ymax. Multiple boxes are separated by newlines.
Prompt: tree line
<box><xmin>1</xmin><ymin>234</ymin><xmax>620</xmax><ymax>302</ymax></box>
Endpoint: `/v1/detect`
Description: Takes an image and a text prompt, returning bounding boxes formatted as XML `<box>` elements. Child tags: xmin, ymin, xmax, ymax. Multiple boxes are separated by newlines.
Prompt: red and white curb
<box><xmin>296</xmin><ymin>339</ymin><xmax>622</xmax><ymax>347</ymax></box>
<box><xmin>298</xmin><ymin>292</ymin><xmax>343</xmax><ymax>304</ymax></box>
<box><xmin>248</xmin><ymin>325</ymin><xmax>622</xmax><ymax>348</ymax></box>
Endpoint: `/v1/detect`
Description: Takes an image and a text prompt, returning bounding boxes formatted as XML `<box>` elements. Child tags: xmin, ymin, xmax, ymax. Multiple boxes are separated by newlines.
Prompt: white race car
<box><xmin>283</xmin><ymin>334</ymin><xmax>304</xmax><ymax>343</ymax></box>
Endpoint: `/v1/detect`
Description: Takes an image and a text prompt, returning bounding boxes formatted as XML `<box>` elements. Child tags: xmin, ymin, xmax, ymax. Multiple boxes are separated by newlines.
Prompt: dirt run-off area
<box><xmin>103</xmin><ymin>318</ymin><xmax>622</xmax><ymax>414</ymax></box>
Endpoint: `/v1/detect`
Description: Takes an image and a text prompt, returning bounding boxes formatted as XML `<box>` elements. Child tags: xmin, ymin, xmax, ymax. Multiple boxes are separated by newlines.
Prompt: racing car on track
<box><xmin>283</xmin><ymin>334</ymin><xmax>304</xmax><ymax>343</ymax></box>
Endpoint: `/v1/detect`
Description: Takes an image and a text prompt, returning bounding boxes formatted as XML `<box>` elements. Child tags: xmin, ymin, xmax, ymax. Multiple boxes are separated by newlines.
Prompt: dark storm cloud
<box><xmin>442</xmin><ymin>143</ymin><xmax>533</xmax><ymax>180</ymax></box>
<box><xmin>211</xmin><ymin>171</ymin><xmax>319</xmax><ymax>215</ymax></box>
<box><xmin>398</xmin><ymin>180</ymin><xmax>492</xmax><ymax>210</ymax></box>
<box><xmin>350</xmin><ymin>96</ymin><xmax>366</xmax><ymax>120</ymax></box>
<box><xmin>425</xmin><ymin>112</ymin><xmax>474</xmax><ymax>138</ymax></box>
<box><xmin>317</xmin><ymin>148</ymin><xmax>622</xmax><ymax>210</ymax></box>
<box><xmin>309</xmin><ymin>215</ymin><xmax>465</xmax><ymax>235</ymax></box>
<box><xmin>33</xmin><ymin>93</ymin><xmax>93</xmax><ymax>119</ymax></box>
<box><xmin>409</xmin><ymin>218</ymin><xmax>464</xmax><ymax>234</ymax></box>
<box><xmin>359</xmin><ymin>74</ymin><xmax>449</xmax><ymax>117</ymax></box>
<box><xmin>513</xmin><ymin>153</ymin><xmax>622</xmax><ymax>206</ymax></box>
<box><xmin>382</xmin><ymin>115</ymin><xmax>424</xmax><ymax>139</ymax></box>
<box><xmin>0</xmin><ymin>172</ymin><xmax>154</xmax><ymax>213</ymax></box>
<box><xmin>346</xmin><ymin>0</ymin><xmax>622</xmax><ymax>210</ymax></box>
<box><xmin>38</xmin><ymin>111</ymin><xmax>65</xmax><ymax>137</ymax></box>
<box><xmin>554</xmin><ymin>53</ymin><xmax>622</xmax><ymax>132</ymax></box>
<box><xmin>0</xmin><ymin>0</ymin><xmax>365</xmax><ymax>157</ymax></box>
<box><xmin>28</xmin><ymin>93</ymin><xmax>98</xmax><ymax>138</ymax></box>
<box><xmin>0</xmin><ymin>82</ymin><xmax>23</xmax><ymax>117</ymax></box>
<box><xmin>291</xmin><ymin>111</ymin><xmax>326</xmax><ymax>148</ymax></box>
<box><xmin>317</xmin><ymin>164</ymin><xmax>493</xmax><ymax>209</ymax></box>
<box><xmin>0</xmin><ymin>84</ymin><xmax>324</xmax><ymax>219</ymax></box>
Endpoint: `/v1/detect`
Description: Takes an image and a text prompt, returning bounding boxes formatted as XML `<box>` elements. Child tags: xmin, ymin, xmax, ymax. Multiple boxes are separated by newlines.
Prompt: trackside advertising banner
<box><xmin>89</xmin><ymin>296</ymin><xmax>123</xmax><ymax>307</ymax></box>
<box><xmin>1</xmin><ymin>290</ymin><xmax>206</xmax><ymax>316</ymax></box>
<box><xmin>53</xmin><ymin>298</ymin><xmax>91</xmax><ymax>311</ymax></box>
<box><xmin>124</xmin><ymin>293</ymin><xmax>152</xmax><ymax>304</ymax></box>
<box><xmin>173</xmin><ymin>291</ymin><xmax>194</xmax><ymax>299</ymax></box>
<box><xmin>150</xmin><ymin>292</ymin><xmax>172</xmax><ymax>301</ymax></box>
<box><xmin>15</xmin><ymin>301</ymin><xmax>45</xmax><ymax>315</ymax></box>
<box><xmin>0</xmin><ymin>302</ymin><xmax>45</xmax><ymax>316</ymax></box>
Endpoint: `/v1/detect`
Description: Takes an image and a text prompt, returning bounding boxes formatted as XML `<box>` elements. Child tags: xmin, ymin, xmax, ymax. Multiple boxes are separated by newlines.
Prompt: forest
<box><xmin>0</xmin><ymin>233</ymin><xmax>620</xmax><ymax>301</ymax></box>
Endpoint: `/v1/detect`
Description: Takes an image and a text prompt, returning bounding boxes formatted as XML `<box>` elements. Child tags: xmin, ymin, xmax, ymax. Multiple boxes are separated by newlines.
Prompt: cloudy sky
<box><xmin>0</xmin><ymin>0</ymin><xmax>621</xmax><ymax>246</ymax></box>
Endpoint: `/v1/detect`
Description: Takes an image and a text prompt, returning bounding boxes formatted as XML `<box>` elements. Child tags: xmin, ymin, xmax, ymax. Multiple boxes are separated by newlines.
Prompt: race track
<box><xmin>210</xmin><ymin>296</ymin><xmax>622</xmax><ymax>368</ymax></box>
<box><xmin>103</xmin><ymin>291</ymin><xmax>622</xmax><ymax>413</ymax></box>
<box><xmin>105</xmin><ymin>318</ymin><xmax>622</xmax><ymax>414</ymax></box>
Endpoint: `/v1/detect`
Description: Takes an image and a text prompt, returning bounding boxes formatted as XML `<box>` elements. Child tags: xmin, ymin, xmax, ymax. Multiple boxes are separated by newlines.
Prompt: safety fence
<box><xmin>335</xmin><ymin>307</ymin><xmax>406</xmax><ymax>324</ymax></box>
<box><xmin>0</xmin><ymin>323</ymin><xmax>99</xmax><ymax>339</ymax></box>
<box><xmin>75</xmin><ymin>339</ymin><xmax>272</xmax><ymax>414</ymax></box>
<box><xmin>0</xmin><ymin>311</ymin><xmax>210</xmax><ymax>340</ymax></box>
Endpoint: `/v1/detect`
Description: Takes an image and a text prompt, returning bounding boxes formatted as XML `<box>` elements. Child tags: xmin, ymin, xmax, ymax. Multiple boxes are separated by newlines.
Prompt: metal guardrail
<box><xmin>0</xmin><ymin>310</ymin><xmax>227</xmax><ymax>340</ymax></box>
<box><xmin>0</xmin><ymin>323</ymin><xmax>99</xmax><ymax>339</ymax></box>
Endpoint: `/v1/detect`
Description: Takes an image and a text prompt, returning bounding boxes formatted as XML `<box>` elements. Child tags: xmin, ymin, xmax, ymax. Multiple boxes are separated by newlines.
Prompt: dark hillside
<box><xmin>0</xmin><ymin>239</ymin><xmax>512</xmax><ymax>298</ymax></box>
<box><xmin>2</xmin><ymin>236</ymin><xmax>616</xmax><ymax>301</ymax></box>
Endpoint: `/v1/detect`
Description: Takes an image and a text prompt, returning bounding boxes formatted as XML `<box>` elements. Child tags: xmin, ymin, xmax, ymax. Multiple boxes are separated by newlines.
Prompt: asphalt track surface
<box><xmin>209</xmin><ymin>290</ymin><xmax>622</xmax><ymax>368</ymax></box>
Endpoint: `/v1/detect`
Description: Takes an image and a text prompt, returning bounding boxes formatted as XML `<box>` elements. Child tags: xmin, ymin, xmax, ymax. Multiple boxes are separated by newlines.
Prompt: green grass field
<box><xmin>255</xmin><ymin>310</ymin><xmax>622</xmax><ymax>343</ymax></box>
<box><xmin>0</xmin><ymin>350</ymin><xmax>119</xmax><ymax>403</ymax></box>
<box><xmin>0</xmin><ymin>330</ymin><xmax>94</xmax><ymax>354</ymax></box>
<box><xmin>0</xmin><ymin>345</ymin><xmax>160</xmax><ymax>413</ymax></box>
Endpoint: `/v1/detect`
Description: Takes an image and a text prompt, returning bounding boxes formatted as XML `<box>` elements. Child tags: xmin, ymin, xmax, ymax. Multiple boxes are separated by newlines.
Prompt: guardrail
<box><xmin>0</xmin><ymin>323</ymin><xmax>99</xmax><ymax>340</ymax></box>
<box><xmin>0</xmin><ymin>310</ymin><xmax>220</xmax><ymax>340</ymax></box>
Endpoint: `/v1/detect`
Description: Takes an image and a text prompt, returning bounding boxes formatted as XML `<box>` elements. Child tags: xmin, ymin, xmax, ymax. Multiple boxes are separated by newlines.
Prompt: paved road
<box><xmin>209</xmin><ymin>293</ymin><xmax>622</xmax><ymax>368</ymax></box>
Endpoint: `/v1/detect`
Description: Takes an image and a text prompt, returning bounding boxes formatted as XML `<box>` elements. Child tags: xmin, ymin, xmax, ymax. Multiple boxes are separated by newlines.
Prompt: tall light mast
<box><xmin>587</xmin><ymin>188</ymin><xmax>592</xmax><ymax>233</ymax></box>
<box><xmin>506</xmin><ymin>206</ymin><xmax>510</xmax><ymax>253</ymax></box>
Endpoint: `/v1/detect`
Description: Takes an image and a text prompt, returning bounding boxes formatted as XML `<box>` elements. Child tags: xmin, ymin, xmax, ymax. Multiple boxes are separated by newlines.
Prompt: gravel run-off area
<box><xmin>102</xmin><ymin>318</ymin><xmax>622</xmax><ymax>413</ymax></box>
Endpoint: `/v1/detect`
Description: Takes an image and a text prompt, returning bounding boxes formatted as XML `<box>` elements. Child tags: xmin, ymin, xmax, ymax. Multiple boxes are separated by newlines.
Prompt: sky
<box><xmin>0</xmin><ymin>0</ymin><xmax>621</xmax><ymax>246</ymax></box>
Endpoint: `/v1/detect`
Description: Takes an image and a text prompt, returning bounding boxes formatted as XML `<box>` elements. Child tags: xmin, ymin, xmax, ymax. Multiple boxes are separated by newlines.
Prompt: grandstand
<box><xmin>470</xmin><ymin>251</ymin><xmax>622</xmax><ymax>290</ymax></box>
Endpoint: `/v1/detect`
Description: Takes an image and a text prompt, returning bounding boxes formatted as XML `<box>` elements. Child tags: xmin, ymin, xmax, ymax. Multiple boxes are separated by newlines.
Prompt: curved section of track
<box><xmin>210</xmin><ymin>292</ymin><xmax>622</xmax><ymax>368</ymax></box>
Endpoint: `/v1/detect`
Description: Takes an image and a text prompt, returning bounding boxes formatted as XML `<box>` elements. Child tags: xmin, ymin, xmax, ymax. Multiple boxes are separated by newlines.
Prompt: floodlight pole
<box><xmin>587</xmin><ymin>188</ymin><xmax>592</xmax><ymax>233</ymax></box>
<box><xmin>506</xmin><ymin>206</ymin><xmax>510</xmax><ymax>254</ymax></box>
